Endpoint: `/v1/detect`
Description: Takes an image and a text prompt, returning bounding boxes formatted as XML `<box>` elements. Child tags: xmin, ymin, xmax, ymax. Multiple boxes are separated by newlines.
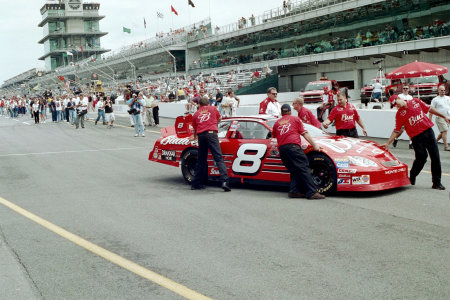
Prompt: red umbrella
<box><xmin>385</xmin><ymin>61</ymin><xmax>448</xmax><ymax>79</ymax></box>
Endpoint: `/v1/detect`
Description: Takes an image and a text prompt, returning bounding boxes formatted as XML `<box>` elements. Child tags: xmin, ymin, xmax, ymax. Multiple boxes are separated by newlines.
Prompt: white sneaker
<box><xmin>134</xmin><ymin>134</ymin><xmax>138</xmax><ymax>137</ymax></box>
<box><xmin>141</xmin><ymin>134</ymin><xmax>145</xmax><ymax>137</ymax></box>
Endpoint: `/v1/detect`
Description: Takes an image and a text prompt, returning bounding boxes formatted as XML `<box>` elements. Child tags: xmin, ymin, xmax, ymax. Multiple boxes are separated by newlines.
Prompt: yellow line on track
<box><xmin>408</xmin><ymin>169</ymin><xmax>450</xmax><ymax>177</ymax></box>
<box><xmin>0</xmin><ymin>197</ymin><xmax>211</xmax><ymax>300</ymax></box>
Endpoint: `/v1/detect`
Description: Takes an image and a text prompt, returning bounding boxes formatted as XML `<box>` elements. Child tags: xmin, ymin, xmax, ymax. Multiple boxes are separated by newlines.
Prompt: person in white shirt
<box><xmin>55</xmin><ymin>97</ymin><xmax>63</xmax><ymax>122</ymax></box>
<box><xmin>95</xmin><ymin>96</ymin><xmax>106</xmax><ymax>125</ymax></box>
<box><xmin>75</xmin><ymin>94</ymin><xmax>88</xmax><ymax>129</ymax></box>
<box><xmin>32</xmin><ymin>100</ymin><xmax>40</xmax><ymax>124</ymax></box>
<box><xmin>430</xmin><ymin>86</ymin><xmax>450</xmax><ymax>151</ymax></box>
<box><xmin>393</xmin><ymin>85</ymin><xmax>414</xmax><ymax>149</ymax></box>
<box><xmin>371</xmin><ymin>79</ymin><xmax>383</xmax><ymax>102</ymax></box>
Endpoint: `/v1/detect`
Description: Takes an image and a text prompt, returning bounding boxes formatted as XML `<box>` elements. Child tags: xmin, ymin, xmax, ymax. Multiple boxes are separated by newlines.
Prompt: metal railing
<box><xmin>192</xmin><ymin>0</ymin><xmax>350</xmax><ymax>39</ymax></box>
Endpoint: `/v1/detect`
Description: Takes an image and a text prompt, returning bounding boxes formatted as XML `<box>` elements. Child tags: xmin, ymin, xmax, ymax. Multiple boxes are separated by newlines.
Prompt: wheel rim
<box><xmin>184</xmin><ymin>156</ymin><xmax>197</xmax><ymax>178</ymax></box>
<box><xmin>311</xmin><ymin>162</ymin><xmax>332</xmax><ymax>189</ymax></box>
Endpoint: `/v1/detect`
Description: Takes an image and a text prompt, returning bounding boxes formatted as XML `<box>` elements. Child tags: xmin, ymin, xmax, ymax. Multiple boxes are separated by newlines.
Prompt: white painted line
<box><xmin>23</xmin><ymin>122</ymin><xmax>30</xmax><ymax>125</ymax></box>
<box><xmin>0</xmin><ymin>147</ymin><xmax>145</xmax><ymax>157</ymax></box>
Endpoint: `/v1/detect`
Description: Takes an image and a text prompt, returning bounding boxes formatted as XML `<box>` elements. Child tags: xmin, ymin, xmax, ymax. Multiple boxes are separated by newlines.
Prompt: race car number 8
<box><xmin>232</xmin><ymin>144</ymin><xmax>267</xmax><ymax>174</ymax></box>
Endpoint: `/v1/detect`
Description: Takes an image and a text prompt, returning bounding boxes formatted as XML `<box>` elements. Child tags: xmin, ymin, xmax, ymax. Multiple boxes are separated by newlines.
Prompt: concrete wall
<box><xmin>113</xmin><ymin>91</ymin><xmax>440</xmax><ymax>141</ymax></box>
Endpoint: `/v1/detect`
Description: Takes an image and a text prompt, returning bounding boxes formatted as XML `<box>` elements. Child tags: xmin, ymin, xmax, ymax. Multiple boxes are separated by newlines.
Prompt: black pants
<box><xmin>336</xmin><ymin>127</ymin><xmax>359</xmax><ymax>138</ymax></box>
<box><xmin>279</xmin><ymin>144</ymin><xmax>317</xmax><ymax>198</ymax></box>
<box><xmin>65</xmin><ymin>108</ymin><xmax>70</xmax><ymax>122</ymax></box>
<box><xmin>34</xmin><ymin>111</ymin><xmax>39</xmax><ymax>123</ymax></box>
<box><xmin>316</xmin><ymin>104</ymin><xmax>333</xmax><ymax>122</ymax></box>
<box><xmin>410</xmin><ymin>128</ymin><xmax>441</xmax><ymax>185</ymax></box>
<box><xmin>192</xmin><ymin>131</ymin><xmax>228</xmax><ymax>187</ymax></box>
<box><xmin>153</xmin><ymin>107</ymin><xmax>159</xmax><ymax>125</ymax></box>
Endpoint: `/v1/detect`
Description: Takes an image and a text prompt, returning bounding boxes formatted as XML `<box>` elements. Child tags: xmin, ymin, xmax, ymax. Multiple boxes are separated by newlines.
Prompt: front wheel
<box><xmin>180</xmin><ymin>149</ymin><xmax>198</xmax><ymax>183</ymax></box>
<box><xmin>308</xmin><ymin>153</ymin><xmax>337</xmax><ymax>195</ymax></box>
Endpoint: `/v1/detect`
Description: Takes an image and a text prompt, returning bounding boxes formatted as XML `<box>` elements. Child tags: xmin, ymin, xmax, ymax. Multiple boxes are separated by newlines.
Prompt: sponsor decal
<box><xmin>352</xmin><ymin>175</ymin><xmax>370</xmax><ymax>185</ymax></box>
<box><xmin>315</xmin><ymin>138</ymin><xmax>362</xmax><ymax>153</ymax></box>
<box><xmin>160</xmin><ymin>135</ymin><xmax>198</xmax><ymax>146</ymax></box>
<box><xmin>409</xmin><ymin>111</ymin><xmax>425</xmax><ymax>126</ymax></box>
<box><xmin>337</xmin><ymin>168</ymin><xmax>357</xmax><ymax>174</ymax></box>
<box><xmin>337</xmin><ymin>178</ymin><xmax>351</xmax><ymax>185</ymax></box>
<box><xmin>335</xmin><ymin>158</ymin><xmax>350</xmax><ymax>168</ymax></box>
<box><xmin>153</xmin><ymin>152</ymin><xmax>158</xmax><ymax>159</ymax></box>
<box><xmin>210</xmin><ymin>168</ymin><xmax>220</xmax><ymax>175</ymax></box>
<box><xmin>161</xmin><ymin>150</ymin><xmax>176</xmax><ymax>161</ymax></box>
<box><xmin>384</xmin><ymin>167</ymin><xmax>406</xmax><ymax>175</ymax></box>
<box><xmin>361</xmin><ymin>175</ymin><xmax>370</xmax><ymax>184</ymax></box>
<box><xmin>199</xmin><ymin>112</ymin><xmax>211</xmax><ymax>123</ymax></box>
<box><xmin>277</xmin><ymin>123</ymin><xmax>291</xmax><ymax>135</ymax></box>
<box><xmin>157</xmin><ymin>154</ymin><xmax>162</xmax><ymax>160</ymax></box>
<box><xmin>338</xmin><ymin>174</ymin><xmax>351</xmax><ymax>178</ymax></box>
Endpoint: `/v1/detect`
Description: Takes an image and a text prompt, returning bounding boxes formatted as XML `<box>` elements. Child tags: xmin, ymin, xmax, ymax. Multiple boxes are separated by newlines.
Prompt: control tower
<box><xmin>38</xmin><ymin>0</ymin><xmax>109</xmax><ymax>70</ymax></box>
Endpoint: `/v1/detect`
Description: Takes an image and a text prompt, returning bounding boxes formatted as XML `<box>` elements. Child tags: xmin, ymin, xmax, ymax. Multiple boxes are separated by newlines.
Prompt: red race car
<box><xmin>149</xmin><ymin>115</ymin><xmax>410</xmax><ymax>194</ymax></box>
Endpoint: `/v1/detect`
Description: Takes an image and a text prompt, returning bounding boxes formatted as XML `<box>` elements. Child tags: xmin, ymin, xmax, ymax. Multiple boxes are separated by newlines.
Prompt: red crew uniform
<box><xmin>191</xmin><ymin>106</ymin><xmax>229</xmax><ymax>190</ymax></box>
<box><xmin>272</xmin><ymin>115</ymin><xmax>318</xmax><ymax>198</ymax></box>
<box><xmin>328</xmin><ymin>102</ymin><xmax>360</xmax><ymax>137</ymax></box>
<box><xmin>297</xmin><ymin>106</ymin><xmax>321</xmax><ymax>129</ymax></box>
<box><xmin>393</xmin><ymin>98</ymin><xmax>442</xmax><ymax>187</ymax></box>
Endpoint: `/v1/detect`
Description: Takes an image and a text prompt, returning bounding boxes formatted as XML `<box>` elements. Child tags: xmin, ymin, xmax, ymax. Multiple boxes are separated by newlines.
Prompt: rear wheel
<box><xmin>180</xmin><ymin>149</ymin><xmax>198</xmax><ymax>183</ymax></box>
<box><xmin>308</xmin><ymin>153</ymin><xmax>337</xmax><ymax>195</ymax></box>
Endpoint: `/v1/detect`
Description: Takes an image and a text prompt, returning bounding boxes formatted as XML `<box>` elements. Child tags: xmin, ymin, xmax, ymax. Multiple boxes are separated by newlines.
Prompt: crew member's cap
<box><xmin>323</xmin><ymin>86</ymin><xmax>328</xmax><ymax>91</ymax></box>
<box><xmin>281</xmin><ymin>104</ymin><xmax>291</xmax><ymax>112</ymax></box>
<box><xmin>389</xmin><ymin>94</ymin><xmax>398</xmax><ymax>106</ymax></box>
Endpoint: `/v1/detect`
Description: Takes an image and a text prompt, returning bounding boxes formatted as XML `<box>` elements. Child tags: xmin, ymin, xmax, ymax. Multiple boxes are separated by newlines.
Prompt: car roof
<box><xmin>223</xmin><ymin>115</ymin><xmax>279</xmax><ymax>122</ymax></box>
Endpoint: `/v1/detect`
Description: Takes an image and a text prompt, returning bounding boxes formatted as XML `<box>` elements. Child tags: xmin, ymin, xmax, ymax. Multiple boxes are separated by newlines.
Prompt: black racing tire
<box><xmin>180</xmin><ymin>148</ymin><xmax>198</xmax><ymax>183</ymax></box>
<box><xmin>308</xmin><ymin>153</ymin><xmax>337</xmax><ymax>195</ymax></box>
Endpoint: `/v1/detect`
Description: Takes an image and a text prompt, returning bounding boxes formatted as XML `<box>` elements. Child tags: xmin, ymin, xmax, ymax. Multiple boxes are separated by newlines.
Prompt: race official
<box><xmin>191</xmin><ymin>97</ymin><xmax>231</xmax><ymax>191</ymax></box>
<box><xmin>430</xmin><ymin>86</ymin><xmax>450</xmax><ymax>151</ymax></box>
<box><xmin>322</xmin><ymin>92</ymin><xmax>367</xmax><ymax>138</ymax></box>
<box><xmin>382</xmin><ymin>96</ymin><xmax>450</xmax><ymax>190</ymax></box>
<box><xmin>259</xmin><ymin>87</ymin><xmax>281</xmax><ymax>116</ymax></box>
<box><xmin>272</xmin><ymin>104</ymin><xmax>325</xmax><ymax>199</ymax></box>
<box><xmin>292</xmin><ymin>97</ymin><xmax>321</xmax><ymax>128</ymax></box>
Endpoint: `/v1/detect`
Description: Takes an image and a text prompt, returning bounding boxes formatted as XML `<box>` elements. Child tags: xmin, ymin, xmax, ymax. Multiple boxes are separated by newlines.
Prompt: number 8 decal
<box><xmin>232</xmin><ymin>144</ymin><xmax>268</xmax><ymax>175</ymax></box>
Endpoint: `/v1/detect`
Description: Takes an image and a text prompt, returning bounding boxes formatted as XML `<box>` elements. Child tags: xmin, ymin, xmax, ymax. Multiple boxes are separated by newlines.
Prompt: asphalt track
<box><xmin>0</xmin><ymin>114</ymin><xmax>449</xmax><ymax>299</ymax></box>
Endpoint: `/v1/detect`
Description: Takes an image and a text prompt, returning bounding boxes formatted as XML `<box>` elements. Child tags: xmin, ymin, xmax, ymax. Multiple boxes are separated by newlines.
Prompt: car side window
<box><xmin>233</xmin><ymin>121</ymin><xmax>270</xmax><ymax>139</ymax></box>
<box><xmin>218</xmin><ymin>121</ymin><xmax>231</xmax><ymax>138</ymax></box>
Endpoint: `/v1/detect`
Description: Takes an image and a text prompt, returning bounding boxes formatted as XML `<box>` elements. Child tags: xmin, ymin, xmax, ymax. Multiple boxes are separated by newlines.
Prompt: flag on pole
<box><xmin>188</xmin><ymin>0</ymin><xmax>195</xmax><ymax>7</ymax></box>
<box><xmin>144</xmin><ymin>17</ymin><xmax>147</xmax><ymax>28</ymax></box>
<box><xmin>123</xmin><ymin>27</ymin><xmax>131</xmax><ymax>34</ymax></box>
<box><xmin>171</xmin><ymin>5</ymin><xmax>178</xmax><ymax>16</ymax></box>
<box><xmin>58</xmin><ymin>76</ymin><xmax>65</xmax><ymax>82</ymax></box>
<box><xmin>157</xmin><ymin>11</ymin><xmax>164</xmax><ymax>18</ymax></box>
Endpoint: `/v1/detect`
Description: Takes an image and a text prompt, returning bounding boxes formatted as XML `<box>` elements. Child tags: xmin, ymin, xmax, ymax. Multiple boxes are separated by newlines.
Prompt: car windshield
<box><xmin>369</xmin><ymin>78</ymin><xmax>391</xmax><ymax>85</ymax></box>
<box><xmin>409</xmin><ymin>76</ymin><xmax>439</xmax><ymax>84</ymax></box>
<box><xmin>303</xmin><ymin>123</ymin><xmax>329</xmax><ymax>137</ymax></box>
<box><xmin>305</xmin><ymin>82</ymin><xmax>331</xmax><ymax>91</ymax></box>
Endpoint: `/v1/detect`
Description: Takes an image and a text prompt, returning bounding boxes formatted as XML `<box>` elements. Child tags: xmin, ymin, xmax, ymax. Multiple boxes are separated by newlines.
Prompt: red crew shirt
<box><xmin>297</xmin><ymin>107</ymin><xmax>321</xmax><ymax>129</ymax></box>
<box><xmin>272</xmin><ymin>115</ymin><xmax>307</xmax><ymax>147</ymax></box>
<box><xmin>192</xmin><ymin>106</ymin><xmax>221</xmax><ymax>134</ymax></box>
<box><xmin>394</xmin><ymin>98</ymin><xmax>434</xmax><ymax>138</ymax></box>
<box><xmin>328</xmin><ymin>102</ymin><xmax>360</xmax><ymax>130</ymax></box>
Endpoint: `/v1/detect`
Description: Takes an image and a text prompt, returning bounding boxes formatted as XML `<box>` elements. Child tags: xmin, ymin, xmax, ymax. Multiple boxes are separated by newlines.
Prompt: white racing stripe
<box><xmin>0</xmin><ymin>147</ymin><xmax>145</xmax><ymax>157</ymax></box>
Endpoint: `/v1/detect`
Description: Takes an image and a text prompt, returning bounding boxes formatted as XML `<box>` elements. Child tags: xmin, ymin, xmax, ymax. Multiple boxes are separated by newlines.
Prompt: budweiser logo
<box><xmin>341</xmin><ymin>114</ymin><xmax>354</xmax><ymax>122</ymax></box>
<box><xmin>278</xmin><ymin>123</ymin><xmax>291</xmax><ymax>135</ymax></box>
<box><xmin>160</xmin><ymin>135</ymin><xmax>198</xmax><ymax>146</ymax></box>
<box><xmin>199</xmin><ymin>112</ymin><xmax>211</xmax><ymax>123</ymax></box>
<box><xmin>409</xmin><ymin>111</ymin><xmax>424</xmax><ymax>126</ymax></box>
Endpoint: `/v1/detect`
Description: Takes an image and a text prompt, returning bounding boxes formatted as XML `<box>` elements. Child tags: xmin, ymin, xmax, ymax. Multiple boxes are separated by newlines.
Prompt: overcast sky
<box><xmin>0</xmin><ymin>0</ymin><xmax>280</xmax><ymax>84</ymax></box>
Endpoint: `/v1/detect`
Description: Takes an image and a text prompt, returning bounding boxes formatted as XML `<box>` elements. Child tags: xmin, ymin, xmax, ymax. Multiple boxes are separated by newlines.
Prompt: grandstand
<box><xmin>1</xmin><ymin>0</ymin><xmax>449</xmax><ymax>98</ymax></box>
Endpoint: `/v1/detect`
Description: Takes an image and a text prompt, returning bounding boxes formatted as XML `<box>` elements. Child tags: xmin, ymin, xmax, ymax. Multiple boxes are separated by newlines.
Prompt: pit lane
<box><xmin>0</xmin><ymin>115</ymin><xmax>449</xmax><ymax>299</ymax></box>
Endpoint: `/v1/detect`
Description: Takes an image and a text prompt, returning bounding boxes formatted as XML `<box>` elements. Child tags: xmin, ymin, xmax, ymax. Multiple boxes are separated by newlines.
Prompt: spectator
<box><xmin>372</xmin><ymin>79</ymin><xmax>382</xmax><ymax>102</ymax></box>
<box><xmin>126</xmin><ymin>93</ymin><xmax>145</xmax><ymax>137</ymax></box>
<box><xmin>208</xmin><ymin>92</ymin><xmax>216</xmax><ymax>106</ymax></box>
<box><xmin>95</xmin><ymin>96</ymin><xmax>106</xmax><ymax>125</ymax></box>
<box><xmin>430</xmin><ymin>86</ymin><xmax>450</xmax><ymax>151</ymax></box>
<box><xmin>104</xmin><ymin>95</ymin><xmax>115</xmax><ymax>128</ymax></box>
